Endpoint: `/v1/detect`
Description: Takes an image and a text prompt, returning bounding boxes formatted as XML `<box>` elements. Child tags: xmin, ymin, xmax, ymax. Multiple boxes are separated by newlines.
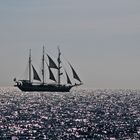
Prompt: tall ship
<box><xmin>14</xmin><ymin>47</ymin><xmax>83</xmax><ymax>92</ymax></box>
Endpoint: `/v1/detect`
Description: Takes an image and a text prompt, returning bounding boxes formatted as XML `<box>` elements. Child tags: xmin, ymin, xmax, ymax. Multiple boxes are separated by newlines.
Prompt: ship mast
<box><xmin>57</xmin><ymin>47</ymin><xmax>62</xmax><ymax>85</ymax></box>
<box><xmin>29</xmin><ymin>49</ymin><xmax>32</xmax><ymax>83</ymax></box>
<box><xmin>42</xmin><ymin>46</ymin><xmax>45</xmax><ymax>84</ymax></box>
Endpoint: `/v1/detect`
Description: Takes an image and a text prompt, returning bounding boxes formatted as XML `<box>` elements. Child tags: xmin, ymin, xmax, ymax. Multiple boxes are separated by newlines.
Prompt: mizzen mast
<box><xmin>57</xmin><ymin>47</ymin><xmax>62</xmax><ymax>85</ymax></box>
<box><xmin>42</xmin><ymin>46</ymin><xmax>45</xmax><ymax>84</ymax></box>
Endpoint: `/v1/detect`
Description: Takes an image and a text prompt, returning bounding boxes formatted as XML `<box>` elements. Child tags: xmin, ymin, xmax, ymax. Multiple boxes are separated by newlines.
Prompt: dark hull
<box><xmin>16</xmin><ymin>83</ymin><xmax>73</xmax><ymax>92</ymax></box>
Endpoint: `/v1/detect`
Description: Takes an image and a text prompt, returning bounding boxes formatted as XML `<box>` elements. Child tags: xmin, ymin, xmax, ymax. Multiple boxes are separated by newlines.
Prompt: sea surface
<box><xmin>0</xmin><ymin>87</ymin><xmax>140</xmax><ymax>140</ymax></box>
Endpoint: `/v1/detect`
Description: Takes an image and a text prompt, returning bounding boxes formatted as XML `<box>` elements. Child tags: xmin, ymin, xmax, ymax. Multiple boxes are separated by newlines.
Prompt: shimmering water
<box><xmin>0</xmin><ymin>87</ymin><xmax>140</xmax><ymax>140</ymax></box>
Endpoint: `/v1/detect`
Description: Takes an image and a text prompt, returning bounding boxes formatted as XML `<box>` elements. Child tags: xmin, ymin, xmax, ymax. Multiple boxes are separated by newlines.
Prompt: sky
<box><xmin>0</xmin><ymin>0</ymin><xmax>140</xmax><ymax>89</ymax></box>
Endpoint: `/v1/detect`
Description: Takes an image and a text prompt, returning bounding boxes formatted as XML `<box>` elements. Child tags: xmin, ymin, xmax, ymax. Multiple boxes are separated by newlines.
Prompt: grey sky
<box><xmin>0</xmin><ymin>0</ymin><xmax>140</xmax><ymax>88</ymax></box>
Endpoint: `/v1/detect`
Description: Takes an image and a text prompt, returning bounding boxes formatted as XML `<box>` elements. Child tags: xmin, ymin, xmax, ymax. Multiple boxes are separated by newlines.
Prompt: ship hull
<box><xmin>15</xmin><ymin>83</ymin><xmax>73</xmax><ymax>92</ymax></box>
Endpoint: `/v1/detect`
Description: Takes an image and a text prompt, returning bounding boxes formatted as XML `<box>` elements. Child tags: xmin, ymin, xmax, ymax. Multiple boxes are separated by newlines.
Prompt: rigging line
<box><xmin>43</xmin><ymin>45</ymin><xmax>61</xmax><ymax>64</ymax></box>
<box><xmin>19</xmin><ymin>49</ymin><xmax>32</xmax><ymax>81</ymax></box>
<box><xmin>45</xmin><ymin>53</ymin><xmax>57</xmax><ymax>63</ymax></box>
<box><xmin>62</xmin><ymin>54</ymin><xmax>72</xmax><ymax>68</ymax></box>
<box><xmin>64</xmin><ymin>69</ymin><xmax>72</xmax><ymax>85</ymax></box>
<box><xmin>61</xmin><ymin>53</ymin><xmax>78</xmax><ymax>74</ymax></box>
<box><xmin>45</xmin><ymin>47</ymin><xmax>57</xmax><ymax>61</ymax></box>
<box><xmin>19</xmin><ymin>62</ymin><xmax>29</xmax><ymax>80</ymax></box>
<box><xmin>60</xmin><ymin>60</ymin><xmax>70</xmax><ymax>79</ymax></box>
<box><xmin>45</xmin><ymin>59</ymin><xmax>49</xmax><ymax>67</ymax></box>
<box><xmin>61</xmin><ymin>53</ymin><xmax>77</xmax><ymax>72</ymax></box>
<box><xmin>60</xmin><ymin>65</ymin><xmax>69</xmax><ymax>84</ymax></box>
<box><xmin>61</xmin><ymin>52</ymin><xmax>70</xmax><ymax>65</ymax></box>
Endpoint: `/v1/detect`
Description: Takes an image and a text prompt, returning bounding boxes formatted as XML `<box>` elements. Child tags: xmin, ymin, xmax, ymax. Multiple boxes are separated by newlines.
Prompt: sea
<box><xmin>0</xmin><ymin>87</ymin><xmax>140</xmax><ymax>140</ymax></box>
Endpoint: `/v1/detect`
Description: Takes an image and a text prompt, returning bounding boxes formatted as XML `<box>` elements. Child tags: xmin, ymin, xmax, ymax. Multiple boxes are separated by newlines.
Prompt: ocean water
<box><xmin>0</xmin><ymin>88</ymin><xmax>140</xmax><ymax>140</ymax></box>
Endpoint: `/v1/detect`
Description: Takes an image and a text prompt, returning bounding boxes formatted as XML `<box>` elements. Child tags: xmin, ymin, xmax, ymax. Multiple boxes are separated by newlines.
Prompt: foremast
<box><xmin>29</xmin><ymin>49</ymin><xmax>32</xmax><ymax>83</ymax></box>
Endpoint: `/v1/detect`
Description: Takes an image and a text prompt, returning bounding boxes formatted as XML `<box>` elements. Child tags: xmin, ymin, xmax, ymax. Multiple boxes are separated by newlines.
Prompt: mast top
<box><xmin>58</xmin><ymin>46</ymin><xmax>61</xmax><ymax>55</ymax></box>
<box><xmin>29</xmin><ymin>49</ymin><xmax>31</xmax><ymax>58</ymax></box>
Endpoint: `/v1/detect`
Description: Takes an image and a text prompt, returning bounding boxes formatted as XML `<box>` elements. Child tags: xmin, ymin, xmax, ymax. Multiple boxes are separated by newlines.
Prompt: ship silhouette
<box><xmin>14</xmin><ymin>47</ymin><xmax>82</xmax><ymax>92</ymax></box>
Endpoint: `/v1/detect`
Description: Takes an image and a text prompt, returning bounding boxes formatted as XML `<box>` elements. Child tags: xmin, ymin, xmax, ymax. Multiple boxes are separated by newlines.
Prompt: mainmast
<box><xmin>29</xmin><ymin>49</ymin><xmax>32</xmax><ymax>83</ymax></box>
<box><xmin>57</xmin><ymin>47</ymin><xmax>62</xmax><ymax>85</ymax></box>
<box><xmin>42</xmin><ymin>46</ymin><xmax>45</xmax><ymax>84</ymax></box>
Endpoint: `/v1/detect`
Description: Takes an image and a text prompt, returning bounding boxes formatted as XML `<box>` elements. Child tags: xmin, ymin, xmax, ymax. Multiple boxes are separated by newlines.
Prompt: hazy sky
<box><xmin>0</xmin><ymin>0</ymin><xmax>140</xmax><ymax>88</ymax></box>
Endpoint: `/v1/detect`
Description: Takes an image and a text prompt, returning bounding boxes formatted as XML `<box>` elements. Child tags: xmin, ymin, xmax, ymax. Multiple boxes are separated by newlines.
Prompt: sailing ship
<box><xmin>14</xmin><ymin>47</ymin><xmax>83</xmax><ymax>92</ymax></box>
